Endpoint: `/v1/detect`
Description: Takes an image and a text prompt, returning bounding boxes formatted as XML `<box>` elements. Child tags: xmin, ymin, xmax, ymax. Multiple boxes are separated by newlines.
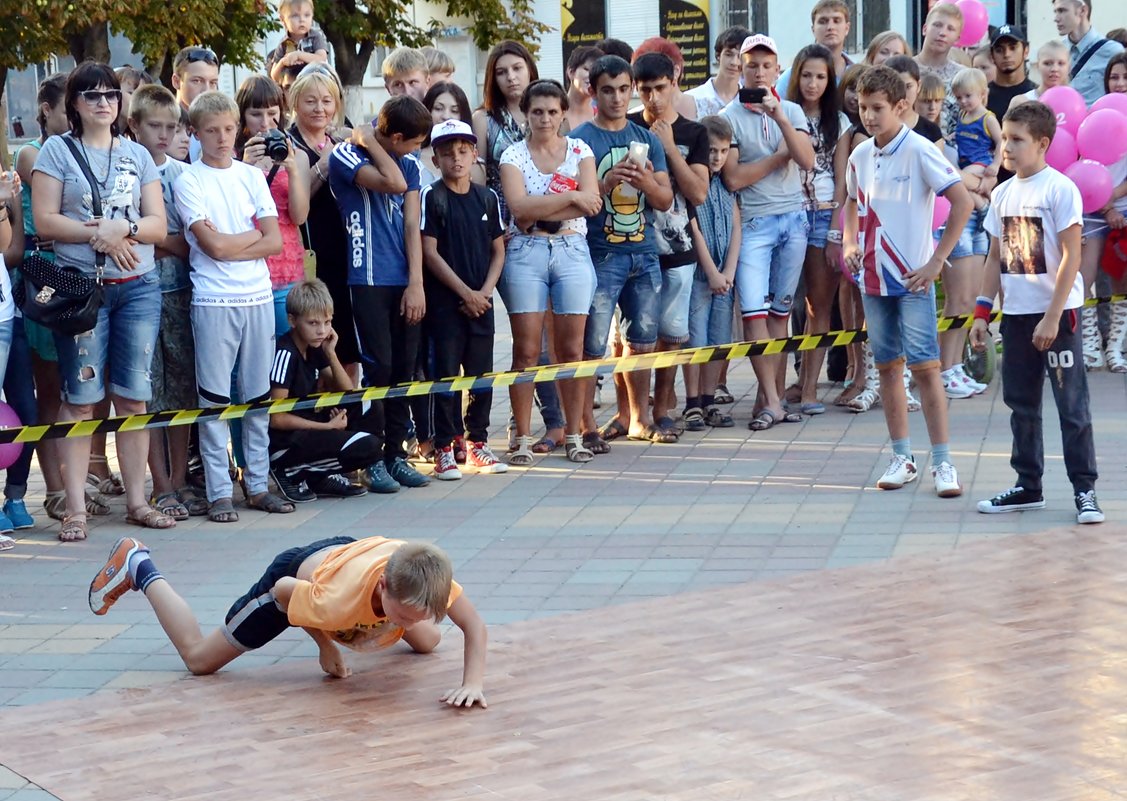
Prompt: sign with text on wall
<box><xmin>561</xmin><ymin>0</ymin><xmax>607</xmax><ymax>71</ymax></box>
<box><xmin>662</xmin><ymin>0</ymin><xmax>710</xmax><ymax>89</ymax></box>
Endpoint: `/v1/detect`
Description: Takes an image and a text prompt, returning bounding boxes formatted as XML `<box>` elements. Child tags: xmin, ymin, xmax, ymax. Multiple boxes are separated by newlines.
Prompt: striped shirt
<box><xmin>328</xmin><ymin>141</ymin><xmax>420</xmax><ymax>287</ymax></box>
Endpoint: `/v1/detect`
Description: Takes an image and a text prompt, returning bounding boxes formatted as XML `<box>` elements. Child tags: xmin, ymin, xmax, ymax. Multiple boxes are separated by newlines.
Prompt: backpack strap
<box><xmin>1070</xmin><ymin>37</ymin><xmax>1109</xmax><ymax>80</ymax></box>
<box><xmin>426</xmin><ymin>180</ymin><xmax>450</xmax><ymax>232</ymax></box>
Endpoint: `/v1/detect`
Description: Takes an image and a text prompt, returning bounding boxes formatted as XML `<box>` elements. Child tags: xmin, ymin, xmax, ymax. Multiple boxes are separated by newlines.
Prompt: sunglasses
<box><xmin>181</xmin><ymin>47</ymin><xmax>219</xmax><ymax>66</ymax></box>
<box><xmin>79</xmin><ymin>89</ymin><xmax>122</xmax><ymax>105</ymax></box>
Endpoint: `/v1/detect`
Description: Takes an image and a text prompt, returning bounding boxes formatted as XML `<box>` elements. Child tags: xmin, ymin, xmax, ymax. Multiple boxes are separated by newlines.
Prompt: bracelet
<box><xmin>973</xmin><ymin>296</ymin><xmax>994</xmax><ymax>321</ymax></box>
<box><xmin>826</xmin><ymin>230</ymin><xmax>843</xmax><ymax>244</ymax></box>
<box><xmin>313</xmin><ymin>163</ymin><xmax>327</xmax><ymax>182</ymax></box>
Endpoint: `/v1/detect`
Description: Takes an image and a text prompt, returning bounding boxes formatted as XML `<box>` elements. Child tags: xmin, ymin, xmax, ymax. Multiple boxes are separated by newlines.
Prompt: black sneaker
<box><xmin>1075</xmin><ymin>490</ymin><xmax>1105</xmax><ymax>524</ymax></box>
<box><xmin>312</xmin><ymin>473</ymin><xmax>368</xmax><ymax>498</ymax></box>
<box><xmin>976</xmin><ymin>486</ymin><xmax>1045</xmax><ymax>514</ymax></box>
<box><xmin>270</xmin><ymin>469</ymin><xmax>317</xmax><ymax>504</ymax></box>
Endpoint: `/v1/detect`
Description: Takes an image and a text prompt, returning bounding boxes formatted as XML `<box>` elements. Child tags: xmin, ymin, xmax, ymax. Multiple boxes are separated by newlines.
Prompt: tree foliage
<box><xmin>430</xmin><ymin>0</ymin><xmax>551</xmax><ymax>55</ymax></box>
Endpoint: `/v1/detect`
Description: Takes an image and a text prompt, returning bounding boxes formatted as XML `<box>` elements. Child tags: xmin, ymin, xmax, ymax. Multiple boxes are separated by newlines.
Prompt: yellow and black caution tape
<box><xmin>0</xmin><ymin>294</ymin><xmax>1120</xmax><ymax>445</ymax></box>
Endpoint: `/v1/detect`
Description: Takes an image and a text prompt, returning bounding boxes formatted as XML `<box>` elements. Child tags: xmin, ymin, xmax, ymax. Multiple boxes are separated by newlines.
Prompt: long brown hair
<box><xmin>482</xmin><ymin>40</ymin><xmax>539</xmax><ymax>122</ymax></box>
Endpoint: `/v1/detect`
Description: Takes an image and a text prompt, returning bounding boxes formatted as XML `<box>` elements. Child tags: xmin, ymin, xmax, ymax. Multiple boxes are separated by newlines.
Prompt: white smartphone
<box><xmin>627</xmin><ymin>141</ymin><xmax>649</xmax><ymax>167</ymax></box>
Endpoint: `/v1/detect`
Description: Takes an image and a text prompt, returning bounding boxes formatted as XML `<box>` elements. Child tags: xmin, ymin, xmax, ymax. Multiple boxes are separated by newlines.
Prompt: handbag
<box><xmin>301</xmin><ymin>222</ymin><xmax>317</xmax><ymax>280</ymax></box>
<box><xmin>17</xmin><ymin>136</ymin><xmax>104</xmax><ymax>335</ymax></box>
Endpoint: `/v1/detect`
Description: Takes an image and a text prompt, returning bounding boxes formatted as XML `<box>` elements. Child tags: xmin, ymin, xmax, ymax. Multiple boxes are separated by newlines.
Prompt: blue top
<box><xmin>1068</xmin><ymin>29</ymin><xmax>1124</xmax><ymax>106</ymax></box>
<box><xmin>570</xmin><ymin>120</ymin><xmax>669</xmax><ymax>259</ymax></box>
<box><xmin>328</xmin><ymin>141</ymin><xmax>421</xmax><ymax>287</ymax></box>
<box><xmin>955</xmin><ymin>110</ymin><xmax>995</xmax><ymax>169</ymax></box>
<box><xmin>694</xmin><ymin>174</ymin><xmax>735</xmax><ymax>269</ymax></box>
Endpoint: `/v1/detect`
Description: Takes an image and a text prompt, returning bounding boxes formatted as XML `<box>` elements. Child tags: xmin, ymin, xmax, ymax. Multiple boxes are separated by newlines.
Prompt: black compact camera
<box><xmin>739</xmin><ymin>87</ymin><xmax>768</xmax><ymax>105</ymax></box>
<box><xmin>262</xmin><ymin>128</ymin><xmax>290</xmax><ymax>162</ymax></box>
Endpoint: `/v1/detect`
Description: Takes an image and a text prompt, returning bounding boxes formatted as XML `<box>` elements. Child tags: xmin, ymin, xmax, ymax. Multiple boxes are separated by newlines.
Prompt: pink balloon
<box><xmin>932</xmin><ymin>195</ymin><xmax>951</xmax><ymax>231</ymax></box>
<box><xmin>1077</xmin><ymin>109</ymin><xmax>1127</xmax><ymax>165</ymax></box>
<box><xmin>1046</xmin><ymin>128</ymin><xmax>1079</xmax><ymax>171</ymax></box>
<box><xmin>1041</xmin><ymin>86</ymin><xmax>1088</xmax><ymax>137</ymax></box>
<box><xmin>0</xmin><ymin>402</ymin><xmax>22</xmax><ymax>471</ymax></box>
<box><xmin>1064</xmin><ymin>159</ymin><xmax>1114</xmax><ymax>214</ymax></box>
<box><xmin>955</xmin><ymin>0</ymin><xmax>989</xmax><ymax>46</ymax></box>
<box><xmin>1090</xmin><ymin>93</ymin><xmax>1127</xmax><ymax>118</ymax></box>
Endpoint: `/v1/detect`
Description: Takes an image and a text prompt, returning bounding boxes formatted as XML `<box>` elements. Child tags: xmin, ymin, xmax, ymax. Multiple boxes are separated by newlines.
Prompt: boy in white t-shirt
<box><xmin>173</xmin><ymin>92</ymin><xmax>292</xmax><ymax>523</ymax></box>
<box><xmin>970</xmin><ymin>101</ymin><xmax>1102</xmax><ymax>524</ymax></box>
<box><xmin>843</xmin><ymin>66</ymin><xmax>973</xmax><ymax>497</ymax></box>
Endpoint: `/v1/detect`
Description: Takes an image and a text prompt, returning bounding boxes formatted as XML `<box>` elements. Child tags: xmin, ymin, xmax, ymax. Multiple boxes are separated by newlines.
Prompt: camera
<box><xmin>262</xmin><ymin>128</ymin><xmax>290</xmax><ymax>162</ymax></box>
<box><xmin>739</xmin><ymin>87</ymin><xmax>768</xmax><ymax>105</ymax></box>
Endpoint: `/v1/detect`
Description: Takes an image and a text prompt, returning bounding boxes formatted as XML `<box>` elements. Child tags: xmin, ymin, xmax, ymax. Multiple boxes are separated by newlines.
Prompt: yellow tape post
<box><xmin>2</xmin><ymin>295</ymin><xmax>1117</xmax><ymax>445</ymax></box>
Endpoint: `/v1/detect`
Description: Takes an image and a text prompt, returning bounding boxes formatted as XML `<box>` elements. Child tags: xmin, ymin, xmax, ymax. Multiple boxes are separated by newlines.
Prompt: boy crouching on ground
<box><xmin>89</xmin><ymin>534</ymin><xmax>489</xmax><ymax>708</ymax></box>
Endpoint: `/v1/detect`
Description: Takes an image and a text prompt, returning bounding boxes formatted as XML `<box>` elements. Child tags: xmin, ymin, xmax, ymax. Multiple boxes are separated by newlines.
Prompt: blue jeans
<box><xmin>860</xmin><ymin>287</ymin><xmax>940</xmax><ymax>368</ymax></box>
<box><xmin>53</xmin><ymin>270</ymin><xmax>162</xmax><ymax>404</ymax></box>
<box><xmin>736</xmin><ymin>210</ymin><xmax>808</xmax><ymax>318</ymax></box>
<box><xmin>658</xmin><ymin>263</ymin><xmax>694</xmax><ymax>344</ymax></box>
<box><xmin>2</xmin><ymin>317</ymin><xmax>36</xmax><ymax>496</ymax></box>
<box><xmin>583</xmin><ymin>251</ymin><xmax>661</xmax><ymax>357</ymax></box>
<box><xmin>688</xmin><ymin>268</ymin><xmax>735</xmax><ymax>348</ymax></box>
<box><xmin>273</xmin><ymin>284</ymin><xmax>294</xmax><ymax>337</ymax></box>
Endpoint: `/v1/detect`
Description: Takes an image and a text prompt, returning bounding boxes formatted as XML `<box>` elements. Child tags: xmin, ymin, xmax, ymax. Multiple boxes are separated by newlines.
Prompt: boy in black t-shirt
<box><xmin>267</xmin><ymin>280</ymin><xmax>382</xmax><ymax>502</ymax></box>
<box><xmin>420</xmin><ymin>120</ymin><xmax>508</xmax><ymax>481</ymax></box>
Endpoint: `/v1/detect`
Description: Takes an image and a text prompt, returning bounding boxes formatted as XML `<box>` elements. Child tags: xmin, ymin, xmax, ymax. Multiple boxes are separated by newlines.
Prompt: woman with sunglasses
<box><xmin>31</xmin><ymin>62</ymin><xmax>173</xmax><ymax>541</ymax></box>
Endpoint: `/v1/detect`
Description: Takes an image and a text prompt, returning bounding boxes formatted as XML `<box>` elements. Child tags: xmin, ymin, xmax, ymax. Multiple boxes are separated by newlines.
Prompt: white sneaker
<box><xmin>954</xmin><ymin>364</ymin><xmax>987</xmax><ymax>395</ymax></box>
<box><xmin>433</xmin><ymin>446</ymin><xmax>462</xmax><ymax>481</ymax></box>
<box><xmin>877</xmin><ymin>454</ymin><xmax>918</xmax><ymax>490</ymax></box>
<box><xmin>931</xmin><ymin>461</ymin><xmax>963</xmax><ymax>498</ymax></box>
<box><xmin>941</xmin><ymin>368</ymin><xmax>976</xmax><ymax>399</ymax></box>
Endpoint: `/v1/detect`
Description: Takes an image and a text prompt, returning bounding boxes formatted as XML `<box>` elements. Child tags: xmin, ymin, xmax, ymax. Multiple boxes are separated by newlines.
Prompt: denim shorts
<box><xmin>658</xmin><ymin>263</ymin><xmax>694</xmax><ymax>344</ymax></box>
<box><xmin>688</xmin><ymin>266</ymin><xmax>735</xmax><ymax>348</ymax></box>
<box><xmin>53</xmin><ymin>268</ymin><xmax>162</xmax><ymax>405</ymax></box>
<box><xmin>1081</xmin><ymin>215</ymin><xmax>1109</xmax><ymax>242</ymax></box>
<box><xmin>500</xmin><ymin>234</ymin><xmax>597</xmax><ymax>316</ymax></box>
<box><xmin>861</xmin><ymin>286</ymin><xmax>940</xmax><ymax>369</ymax></box>
<box><xmin>583</xmin><ymin>250</ymin><xmax>661</xmax><ymax>356</ymax></box>
<box><xmin>736</xmin><ymin>210</ymin><xmax>808</xmax><ymax>319</ymax></box>
<box><xmin>223</xmin><ymin>536</ymin><xmax>356</xmax><ymax>652</ymax></box>
<box><xmin>805</xmin><ymin>208</ymin><xmax>834</xmax><ymax>249</ymax></box>
<box><xmin>949</xmin><ymin>206</ymin><xmax>988</xmax><ymax>259</ymax></box>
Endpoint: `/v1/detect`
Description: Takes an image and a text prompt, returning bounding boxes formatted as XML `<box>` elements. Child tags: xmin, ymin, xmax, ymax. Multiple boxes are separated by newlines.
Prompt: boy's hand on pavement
<box><xmin>441</xmin><ymin>684</ymin><xmax>487</xmax><ymax>709</ymax></box>
<box><xmin>319</xmin><ymin>645</ymin><xmax>351</xmax><ymax>678</ymax></box>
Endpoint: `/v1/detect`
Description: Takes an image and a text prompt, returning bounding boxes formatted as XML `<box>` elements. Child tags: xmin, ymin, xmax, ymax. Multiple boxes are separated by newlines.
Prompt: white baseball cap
<box><xmin>740</xmin><ymin>34</ymin><xmax>779</xmax><ymax>56</ymax></box>
<box><xmin>431</xmin><ymin>119</ymin><xmax>477</xmax><ymax>147</ymax></box>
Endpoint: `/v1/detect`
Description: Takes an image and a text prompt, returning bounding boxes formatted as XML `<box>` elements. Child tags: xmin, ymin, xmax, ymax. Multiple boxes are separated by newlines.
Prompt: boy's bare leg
<box><xmin>143</xmin><ymin>579</ymin><xmax>243</xmax><ymax>675</ymax></box>
<box><xmin>877</xmin><ymin>362</ymin><xmax>909</xmax><ymax>441</ymax></box>
<box><xmin>911</xmin><ymin>364</ymin><xmax>950</xmax><ymax>447</ymax></box>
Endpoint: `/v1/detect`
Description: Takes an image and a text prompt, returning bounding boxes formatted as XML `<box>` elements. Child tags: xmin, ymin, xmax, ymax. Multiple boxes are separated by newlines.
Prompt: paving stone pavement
<box><xmin>0</xmin><ymin>330</ymin><xmax>1125</xmax><ymax>800</ymax></box>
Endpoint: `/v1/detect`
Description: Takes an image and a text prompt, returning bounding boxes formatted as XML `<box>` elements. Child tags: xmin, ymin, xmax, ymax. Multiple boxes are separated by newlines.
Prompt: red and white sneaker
<box><xmin>89</xmin><ymin>536</ymin><xmax>147</xmax><ymax>615</ymax></box>
<box><xmin>467</xmin><ymin>442</ymin><xmax>509</xmax><ymax>474</ymax></box>
<box><xmin>433</xmin><ymin>446</ymin><xmax>463</xmax><ymax>481</ymax></box>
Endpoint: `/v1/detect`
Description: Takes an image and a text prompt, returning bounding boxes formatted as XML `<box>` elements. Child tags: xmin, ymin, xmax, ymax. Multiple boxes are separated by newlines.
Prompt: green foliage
<box><xmin>429</xmin><ymin>0</ymin><xmax>551</xmax><ymax>54</ymax></box>
<box><xmin>114</xmin><ymin>0</ymin><xmax>279</xmax><ymax>70</ymax></box>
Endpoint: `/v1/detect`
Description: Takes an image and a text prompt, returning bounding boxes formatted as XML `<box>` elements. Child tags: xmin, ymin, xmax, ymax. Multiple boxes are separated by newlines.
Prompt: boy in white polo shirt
<box><xmin>842</xmin><ymin>66</ymin><xmax>973</xmax><ymax>497</ymax></box>
<box><xmin>174</xmin><ymin>91</ymin><xmax>293</xmax><ymax>523</ymax></box>
<box><xmin>970</xmin><ymin>101</ymin><xmax>1102</xmax><ymax>524</ymax></box>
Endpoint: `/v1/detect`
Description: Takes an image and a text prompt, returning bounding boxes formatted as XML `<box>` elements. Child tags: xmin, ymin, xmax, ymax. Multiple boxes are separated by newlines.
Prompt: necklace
<box><xmin>79</xmin><ymin>137</ymin><xmax>114</xmax><ymax>189</ymax></box>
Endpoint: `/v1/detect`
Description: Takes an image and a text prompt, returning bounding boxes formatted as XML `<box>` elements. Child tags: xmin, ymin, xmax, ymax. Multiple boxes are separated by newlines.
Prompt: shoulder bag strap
<box><xmin>60</xmin><ymin>136</ymin><xmax>106</xmax><ymax>269</ymax></box>
<box><xmin>1070</xmin><ymin>38</ymin><xmax>1109</xmax><ymax>80</ymax></box>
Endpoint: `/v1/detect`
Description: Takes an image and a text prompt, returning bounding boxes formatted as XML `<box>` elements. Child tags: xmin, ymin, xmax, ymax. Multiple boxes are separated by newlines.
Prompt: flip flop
<box><xmin>598</xmin><ymin>419</ymin><xmax>628</xmax><ymax>441</ymax></box>
<box><xmin>627</xmin><ymin>423</ymin><xmax>679</xmax><ymax>443</ymax></box>
<box><xmin>531</xmin><ymin>436</ymin><xmax>562</xmax><ymax>454</ymax></box>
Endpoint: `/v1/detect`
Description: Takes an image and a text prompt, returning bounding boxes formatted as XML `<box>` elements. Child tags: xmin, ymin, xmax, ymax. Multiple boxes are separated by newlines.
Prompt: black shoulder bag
<box><xmin>17</xmin><ymin>136</ymin><xmax>105</xmax><ymax>336</ymax></box>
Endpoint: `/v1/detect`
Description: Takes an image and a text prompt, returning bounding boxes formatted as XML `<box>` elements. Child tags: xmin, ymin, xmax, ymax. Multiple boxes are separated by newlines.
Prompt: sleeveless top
<box><xmin>955</xmin><ymin>110</ymin><xmax>996</xmax><ymax>169</ymax></box>
<box><xmin>18</xmin><ymin>140</ymin><xmax>42</xmax><ymax>238</ymax></box>
<box><xmin>265</xmin><ymin>164</ymin><xmax>305</xmax><ymax>290</ymax></box>
<box><xmin>486</xmin><ymin>109</ymin><xmax>524</xmax><ymax>226</ymax></box>
<box><xmin>287</xmin><ymin>124</ymin><xmax>347</xmax><ymax>279</ymax></box>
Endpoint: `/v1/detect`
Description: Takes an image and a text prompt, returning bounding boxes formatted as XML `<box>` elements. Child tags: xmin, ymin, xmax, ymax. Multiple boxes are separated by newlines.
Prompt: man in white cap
<box><xmin>720</xmin><ymin>34</ymin><xmax>815</xmax><ymax>432</ymax></box>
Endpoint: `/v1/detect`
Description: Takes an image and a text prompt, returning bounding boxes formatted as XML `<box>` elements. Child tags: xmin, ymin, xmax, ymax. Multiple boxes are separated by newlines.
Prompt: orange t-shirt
<box><xmin>286</xmin><ymin>537</ymin><xmax>463</xmax><ymax>651</ymax></box>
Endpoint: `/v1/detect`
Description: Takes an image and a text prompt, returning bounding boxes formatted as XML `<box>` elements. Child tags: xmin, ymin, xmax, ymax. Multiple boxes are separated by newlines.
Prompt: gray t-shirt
<box><xmin>33</xmin><ymin>134</ymin><xmax>159</xmax><ymax>279</ymax></box>
<box><xmin>721</xmin><ymin>98</ymin><xmax>810</xmax><ymax>218</ymax></box>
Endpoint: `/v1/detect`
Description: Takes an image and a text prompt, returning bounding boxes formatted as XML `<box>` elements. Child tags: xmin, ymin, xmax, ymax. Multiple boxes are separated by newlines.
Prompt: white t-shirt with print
<box><xmin>985</xmin><ymin>166</ymin><xmax>1084</xmax><ymax>315</ymax></box>
<box><xmin>173</xmin><ymin>159</ymin><xmax>277</xmax><ymax>306</ymax></box>
<box><xmin>498</xmin><ymin>137</ymin><xmax>594</xmax><ymax>235</ymax></box>
<box><xmin>847</xmin><ymin>124</ymin><xmax>961</xmax><ymax>297</ymax></box>
<box><xmin>687</xmin><ymin>79</ymin><xmax>730</xmax><ymax>119</ymax></box>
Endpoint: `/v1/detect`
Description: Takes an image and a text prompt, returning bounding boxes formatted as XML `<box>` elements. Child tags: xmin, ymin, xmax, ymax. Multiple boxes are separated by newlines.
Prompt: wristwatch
<box><xmin>128</xmin><ymin>220</ymin><xmax>139</xmax><ymax>238</ymax></box>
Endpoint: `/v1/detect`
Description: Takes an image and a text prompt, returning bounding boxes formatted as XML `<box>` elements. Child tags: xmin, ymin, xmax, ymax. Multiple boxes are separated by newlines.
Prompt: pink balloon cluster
<box><xmin>1041</xmin><ymin>88</ymin><xmax>1127</xmax><ymax>213</ymax></box>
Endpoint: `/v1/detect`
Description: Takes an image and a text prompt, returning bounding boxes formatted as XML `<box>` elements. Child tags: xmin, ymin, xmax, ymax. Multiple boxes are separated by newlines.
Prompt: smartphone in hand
<box><xmin>739</xmin><ymin>87</ymin><xmax>768</xmax><ymax>105</ymax></box>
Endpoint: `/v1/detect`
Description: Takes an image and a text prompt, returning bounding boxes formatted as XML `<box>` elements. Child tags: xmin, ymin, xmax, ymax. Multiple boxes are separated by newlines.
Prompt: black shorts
<box><xmin>222</xmin><ymin>536</ymin><xmax>356</xmax><ymax>651</ymax></box>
